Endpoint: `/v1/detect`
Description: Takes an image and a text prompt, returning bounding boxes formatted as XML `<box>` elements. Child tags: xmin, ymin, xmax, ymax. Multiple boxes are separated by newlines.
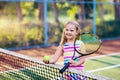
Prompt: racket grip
<box><xmin>59</xmin><ymin>63</ymin><xmax>70</xmax><ymax>73</ymax></box>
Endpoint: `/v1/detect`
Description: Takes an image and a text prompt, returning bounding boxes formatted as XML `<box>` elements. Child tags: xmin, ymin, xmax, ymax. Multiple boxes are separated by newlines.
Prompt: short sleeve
<box><xmin>77</xmin><ymin>40</ymin><xmax>86</xmax><ymax>53</ymax></box>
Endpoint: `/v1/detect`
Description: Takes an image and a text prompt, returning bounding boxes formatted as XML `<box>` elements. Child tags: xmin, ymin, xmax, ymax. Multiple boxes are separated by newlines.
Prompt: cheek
<box><xmin>73</xmin><ymin>31</ymin><xmax>77</xmax><ymax>35</ymax></box>
<box><xmin>64</xmin><ymin>32</ymin><xmax>67</xmax><ymax>35</ymax></box>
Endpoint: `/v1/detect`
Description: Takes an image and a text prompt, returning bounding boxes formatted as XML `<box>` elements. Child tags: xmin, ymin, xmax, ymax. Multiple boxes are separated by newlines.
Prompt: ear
<box><xmin>76</xmin><ymin>32</ymin><xmax>78</xmax><ymax>36</ymax></box>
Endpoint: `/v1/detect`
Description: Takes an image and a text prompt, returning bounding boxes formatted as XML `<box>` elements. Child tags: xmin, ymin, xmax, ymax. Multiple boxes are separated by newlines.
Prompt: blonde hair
<box><xmin>60</xmin><ymin>21</ymin><xmax>81</xmax><ymax>45</ymax></box>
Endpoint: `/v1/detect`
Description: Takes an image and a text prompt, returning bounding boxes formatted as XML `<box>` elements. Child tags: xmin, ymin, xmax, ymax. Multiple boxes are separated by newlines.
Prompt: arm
<box><xmin>69</xmin><ymin>56</ymin><xmax>86</xmax><ymax>66</ymax></box>
<box><xmin>69</xmin><ymin>41</ymin><xmax>86</xmax><ymax>66</ymax></box>
<box><xmin>49</xmin><ymin>45</ymin><xmax>63</xmax><ymax>64</ymax></box>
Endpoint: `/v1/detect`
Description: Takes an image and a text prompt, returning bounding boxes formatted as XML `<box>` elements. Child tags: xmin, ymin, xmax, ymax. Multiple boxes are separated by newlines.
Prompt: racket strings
<box><xmin>74</xmin><ymin>33</ymin><xmax>101</xmax><ymax>55</ymax></box>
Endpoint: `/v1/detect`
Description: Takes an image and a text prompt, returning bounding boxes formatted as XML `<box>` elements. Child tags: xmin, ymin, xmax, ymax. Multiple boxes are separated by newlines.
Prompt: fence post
<box><xmin>93</xmin><ymin>0</ymin><xmax>96</xmax><ymax>34</ymax></box>
<box><xmin>44</xmin><ymin>0</ymin><xmax>48</xmax><ymax>46</ymax></box>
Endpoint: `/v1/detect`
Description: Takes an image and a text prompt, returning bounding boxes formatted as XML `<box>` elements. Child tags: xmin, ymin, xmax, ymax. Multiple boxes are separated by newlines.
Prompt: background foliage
<box><xmin>0</xmin><ymin>1</ymin><xmax>120</xmax><ymax>48</ymax></box>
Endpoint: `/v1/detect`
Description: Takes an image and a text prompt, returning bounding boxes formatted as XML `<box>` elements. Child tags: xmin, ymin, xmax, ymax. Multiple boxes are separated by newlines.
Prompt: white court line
<box><xmin>87</xmin><ymin>52</ymin><xmax>120</xmax><ymax>60</ymax></box>
<box><xmin>86</xmin><ymin>52</ymin><xmax>120</xmax><ymax>73</ymax></box>
<box><xmin>87</xmin><ymin>64</ymin><xmax>120</xmax><ymax>73</ymax></box>
<box><xmin>57</xmin><ymin>52</ymin><xmax>120</xmax><ymax>65</ymax></box>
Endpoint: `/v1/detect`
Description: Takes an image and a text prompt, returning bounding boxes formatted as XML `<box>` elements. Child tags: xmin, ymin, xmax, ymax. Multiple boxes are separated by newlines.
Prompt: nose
<box><xmin>66</xmin><ymin>30</ymin><xmax>71</xmax><ymax>33</ymax></box>
<box><xmin>66</xmin><ymin>31</ymin><xmax>71</xmax><ymax>35</ymax></box>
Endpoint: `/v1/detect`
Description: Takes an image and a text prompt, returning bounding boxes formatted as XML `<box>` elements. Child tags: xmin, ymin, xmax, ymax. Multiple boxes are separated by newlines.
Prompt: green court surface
<box><xmin>1</xmin><ymin>48</ymin><xmax>112</xmax><ymax>80</ymax></box>
<box><xmin>85</xmin><ymin>54</ymin><xmax>120</xmax><ymax>80</ymax></box>
<box><xmin>0</xmin><ymin>67</ymin><xmax>47</xmax><ymax>80</ymax></box>
<box><xmin>94</xmin><ymin>67</ymin><xmax>120</xmax><ymax>80</ymax></box>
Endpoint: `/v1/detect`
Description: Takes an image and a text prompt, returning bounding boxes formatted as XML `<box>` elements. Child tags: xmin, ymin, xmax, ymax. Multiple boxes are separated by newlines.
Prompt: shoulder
<box><xmin>76</xmin><ymin>40</ymin><xmax>84</xmax><ymax>45</ymax></box>
<box><xmin>57</xmin><ymin>45</ymin><xmax>64</xmax><ymax>50</ymax></box>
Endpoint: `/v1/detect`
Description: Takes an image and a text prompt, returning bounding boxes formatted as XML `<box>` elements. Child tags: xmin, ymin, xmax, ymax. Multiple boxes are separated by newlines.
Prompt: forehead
<box><xmin>66</xmin><ymin>24</ymin><xmax>76</xmax><ymax>30</ymax></box>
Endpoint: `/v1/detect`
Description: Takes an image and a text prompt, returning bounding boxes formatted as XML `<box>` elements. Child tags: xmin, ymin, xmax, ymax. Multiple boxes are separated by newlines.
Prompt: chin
<box><xmin>67</xmin><ymin>37</ymin><xmax>73</xmax><ymax>40</ymax></box>
<box><xmin>66</xmin><ymin>36</ymin><xmax>71</xmax><ymax>39</ymax></box>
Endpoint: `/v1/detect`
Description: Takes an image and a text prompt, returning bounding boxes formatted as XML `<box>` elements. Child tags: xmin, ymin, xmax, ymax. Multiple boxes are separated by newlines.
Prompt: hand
<box><xmin>43</xmin><ymin>59</ymin><xmax>49</xmax><ymax>64</ymax></box>
<box><xmin>43</xmin><ymin>55</ymin><xmax>50</xmax><ymax>64</ymax></box>
<box><xmin>69</xmin><ymin>59</ymin><xmax>76</xmax><ymax>66</ymax></box>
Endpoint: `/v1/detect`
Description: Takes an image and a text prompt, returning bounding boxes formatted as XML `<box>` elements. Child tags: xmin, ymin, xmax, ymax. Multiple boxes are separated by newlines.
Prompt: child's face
<box><xmin>64</xmin><ymin>24</ymin><xmax>77</xmax><ymax>40</ymax></box>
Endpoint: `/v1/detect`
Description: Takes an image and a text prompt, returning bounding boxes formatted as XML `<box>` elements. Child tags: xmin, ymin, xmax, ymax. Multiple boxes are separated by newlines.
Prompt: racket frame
<box><xmin>59</xmin><ymin>32</ymin><xmax>102</xmax><ymax>73</ymax></box>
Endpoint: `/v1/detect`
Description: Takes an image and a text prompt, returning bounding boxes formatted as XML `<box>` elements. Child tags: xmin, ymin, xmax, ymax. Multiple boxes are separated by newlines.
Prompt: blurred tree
<box><xmin>99</xmin><ymin>3</ymin><xmax>104</xmax><ymax>20</ymax></box>
<box><xmin>80</xmin><ymin>0</ymin><xmax>86</xmax><ymax>21</ymax></box>
<box><xmin>75</xmin><ymin>0</ymin><xmax>85</xmax><ymax>21</ymax></box>
<box><xmin>84</xmin><ymin>0</ymin><xmax>93</xmax><ymax>19</ymax></box>
<box><xmin>53</xmin><ymin>2</ymin><xmax>63</xmax><ymax>42</ymax></box>
<box><xmin>114</xmin><ymin>0</ymin><xmax>120</xmax><ymax>20</ymax></box>
<box><xmin>74</xmin><ymin>0</ymin><xmax>86</xmax><ymax>28</ymax></box>
<box><xmin>16</xmin><ymin>2</ymin><xmax>23</xmax><ymax>21</ymax></box>
<box><xmin>0</xmin><ymin>2</ymin><xmax>6</xmax><ymax>10</ymax></box>
<box><xmin>38</xmin><ymin>2</ymin><xmax>44</xmax><ymax>25</ymax></box>
<box><xmin>52</xmin><ymin>2</ymin><xmax>61</xmax><ymax>31</ymax></box>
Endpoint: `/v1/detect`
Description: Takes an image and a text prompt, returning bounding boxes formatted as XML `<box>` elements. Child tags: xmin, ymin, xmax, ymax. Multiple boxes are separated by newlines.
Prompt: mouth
<box><xmin>65</xmin><ymin>34</ymin><xmax>72</xmax><ymax>38</ymax></box>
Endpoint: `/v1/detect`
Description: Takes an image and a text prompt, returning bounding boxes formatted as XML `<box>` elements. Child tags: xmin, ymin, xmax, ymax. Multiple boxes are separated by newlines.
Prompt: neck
<box><xmin>67</xmin><ymin>39</ymin><xmax>76</xmax><ymax>45</ymax></box>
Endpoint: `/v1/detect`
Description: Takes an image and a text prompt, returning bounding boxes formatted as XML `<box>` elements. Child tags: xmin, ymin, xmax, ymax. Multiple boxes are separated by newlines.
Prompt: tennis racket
<box><xmin>59</xmin><ymin>32</ymin><xmax>102</xmax><ymax>73</ymax></box>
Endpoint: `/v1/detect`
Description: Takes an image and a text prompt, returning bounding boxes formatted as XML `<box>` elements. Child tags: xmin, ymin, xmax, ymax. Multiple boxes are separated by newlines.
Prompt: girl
<box><xmin>43</xmin><ymin>21</ymin><xmax>86</xmax><ymax>79</ymax></box>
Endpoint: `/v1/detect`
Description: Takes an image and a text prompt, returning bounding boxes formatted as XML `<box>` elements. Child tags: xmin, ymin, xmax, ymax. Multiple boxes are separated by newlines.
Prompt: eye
<box><xmin>70</xmin><ymin>29</ymin><xmax>74</xmax><ymax>32</ymax></box>
<box><xmin>65</xmin><ymin>29</ymin><xmax>68</xmax><ymax>31</ymax></box>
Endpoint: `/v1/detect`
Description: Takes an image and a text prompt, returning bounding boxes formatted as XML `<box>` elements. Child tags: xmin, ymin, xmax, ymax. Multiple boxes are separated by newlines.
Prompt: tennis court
<box><xmin>85</xmin><ymin>53</ymin><xmax>120</xmax><ymax>80</ymax></box>
<box><xmin>11</xmin><ymin>39</ymin><xmax>119</xmax><ymax>80</ymax></box>
<box><xmin>0</xmin><ymin>48</ymin><xmax>111</xmax><ymax>80</ymax></box>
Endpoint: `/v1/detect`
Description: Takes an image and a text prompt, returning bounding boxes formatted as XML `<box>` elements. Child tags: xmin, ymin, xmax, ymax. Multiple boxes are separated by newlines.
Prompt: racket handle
<box><xmin>59</xmin><ymin>63</ymin><xmax>70</xmax><ymax>73</ymax></box>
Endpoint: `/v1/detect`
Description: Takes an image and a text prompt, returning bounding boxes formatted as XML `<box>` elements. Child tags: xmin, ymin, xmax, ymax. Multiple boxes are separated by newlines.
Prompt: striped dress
<box><xmin>63</xmin><ymin>40</ymin><xmax>84</xmax><ymax>70</ymax></box>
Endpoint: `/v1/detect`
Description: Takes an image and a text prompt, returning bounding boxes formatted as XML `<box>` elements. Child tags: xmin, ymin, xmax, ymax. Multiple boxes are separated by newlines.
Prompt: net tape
<box><xmin>0</xmin><ymin>48</ymin><xmax>112</xmax><ymax>80</ymax></box>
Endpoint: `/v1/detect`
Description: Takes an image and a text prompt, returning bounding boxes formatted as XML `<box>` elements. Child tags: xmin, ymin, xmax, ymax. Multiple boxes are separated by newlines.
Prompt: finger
<box><xmin>43</xmin><ymin>60</ymin><xmax>49</xmax><ymax>64</ymax></box>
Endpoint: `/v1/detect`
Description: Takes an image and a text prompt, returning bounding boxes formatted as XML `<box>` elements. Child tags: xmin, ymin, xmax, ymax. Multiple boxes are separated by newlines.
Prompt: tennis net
<box><xmin>0</xmin><ymin>48</ymin><xmax>111</xmax><ymax>80</ymax></box>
